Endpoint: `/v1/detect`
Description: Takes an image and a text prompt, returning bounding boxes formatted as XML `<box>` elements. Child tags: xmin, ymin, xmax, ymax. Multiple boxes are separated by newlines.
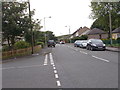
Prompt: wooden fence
<box><xmin>2</xmin><ymin>45</ymin><xmax>41</xmax><ymax>60</ymax></box>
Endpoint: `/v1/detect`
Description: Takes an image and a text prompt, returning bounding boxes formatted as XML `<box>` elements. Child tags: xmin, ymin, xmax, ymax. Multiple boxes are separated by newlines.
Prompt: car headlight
<box><xmin>103</xmin><ymin>44</ymin><xmax>106</xmax><ymax>46</ymax></box>
<box><xmin>92</xmin><ymin>44</ymin><xmax>96</xmax><ymax>46</ymax></box>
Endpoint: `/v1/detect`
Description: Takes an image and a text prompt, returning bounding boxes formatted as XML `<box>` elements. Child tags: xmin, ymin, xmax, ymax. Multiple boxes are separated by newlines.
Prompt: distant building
<box><xmin>86</xmin><ymin>28</ymin><xmax>108</xmax><ymax>39</ymax></box>
<box><xmin>70</xmin><ymin>27</ymin><xmax>90</xmax><ymax>38</ymax></box>
<box><xmin>112</xmin><ymin>27</ymin><xmax>120</xmax><ymax>39</ymax></box>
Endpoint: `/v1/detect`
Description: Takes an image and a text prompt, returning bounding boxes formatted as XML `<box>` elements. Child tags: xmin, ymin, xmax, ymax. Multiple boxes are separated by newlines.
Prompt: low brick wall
<box><xmin>2</xmin><ymin>45</ymin><xmax>41</xmax><ymax>60</ymax></box>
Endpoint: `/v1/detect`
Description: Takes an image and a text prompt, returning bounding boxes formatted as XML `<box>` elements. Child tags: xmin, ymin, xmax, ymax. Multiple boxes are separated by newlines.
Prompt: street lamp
<box><xmin>28</xmin><ymin>0</ymin><xmax>34</xmax><ymax>54</ymax></box>
<box><xmin>65</xmin><ymin>25</ymin><xmax>71</xmax><ymax>43</ymax></box>
<box><xmin>44</xmin><ymin>16</ymin><xmax>51</xmax><ymax>46</ymax></box>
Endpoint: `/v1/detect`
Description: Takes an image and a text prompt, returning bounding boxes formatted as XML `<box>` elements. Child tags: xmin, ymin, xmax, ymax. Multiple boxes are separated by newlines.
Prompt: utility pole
<box><xmin>28</xmin><ymin>0</ymin><xmax>34</xmax><ymax>54</ymax></box>
<box><xmin>108</xmin><ymin>3</ymin><xmax>113</xmax><ymax>45</ymax></box>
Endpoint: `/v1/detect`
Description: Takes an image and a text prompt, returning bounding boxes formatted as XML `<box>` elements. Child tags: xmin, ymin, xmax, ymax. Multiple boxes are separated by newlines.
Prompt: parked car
<box><xmin>79</xmin><ymin>40</ymin><xmax>88</xmax><ymax>48</ymax></box>
<box><xmin>86</xmin><ymin>39</ymin><xmax>106</xmax><ymax>51</ymax></box>
<box><xmin>47</xmin><ymin>40</ymin><xmax>56</xmax><ymax>47</ymax></box>
<box><xmin>74</xmin><ymin>40</ymin><xmax>82</xmax><ymax>47</ymax></box>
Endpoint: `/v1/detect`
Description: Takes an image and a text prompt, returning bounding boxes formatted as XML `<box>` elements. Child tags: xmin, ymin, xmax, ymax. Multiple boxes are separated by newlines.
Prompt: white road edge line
<box><xmin>55</xmin><ymin>74</ymin><xmax>59</xmax><ymax>78</ymax></box>
<box><xmin>92</xmin><ymin>55</ymin><xmax>109</xmax><ymax>62</ymax></box>
<box><xmin>56</xmin><ymin>81</ymin><xmax>61</xmax><ymax>87</ymax></box>
<box><xmin>44</xmin><ymin>54</ymin><xmax>48</xmax><ymax>65</ymax></box>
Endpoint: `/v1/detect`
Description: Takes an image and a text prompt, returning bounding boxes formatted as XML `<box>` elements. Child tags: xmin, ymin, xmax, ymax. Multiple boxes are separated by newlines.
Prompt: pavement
<box><xmin>106</xmin><ymin>47</ymin><xmax>120</xmax><ymax>52</ymax></box>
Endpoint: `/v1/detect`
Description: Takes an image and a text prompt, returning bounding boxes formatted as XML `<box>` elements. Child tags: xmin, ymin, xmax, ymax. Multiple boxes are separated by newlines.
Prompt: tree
<box><xmin>2</xmin><ymin>2</ymin><xmax>42</xmax><ymax>49</ymax></box>
<box><xmin>45</xmin><ymin>31</ymin><xmax>57</xmax><ymax>41</ymax></box>
<box><xmin>90</xmin><ymin>2</ymin><xmax>120</xmax><ymax>32</ymax></box>
<box><xmin>2</xmin><ymin>2</ymin><xmax>30</xmax><ymax>48</ymax></box>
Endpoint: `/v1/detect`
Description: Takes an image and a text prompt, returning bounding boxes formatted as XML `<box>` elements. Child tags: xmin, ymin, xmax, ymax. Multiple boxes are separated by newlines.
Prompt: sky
<box><xmin>30</xmin><ymin>0</ymin><xmax>94</xmax><ymax>36</ymax></box>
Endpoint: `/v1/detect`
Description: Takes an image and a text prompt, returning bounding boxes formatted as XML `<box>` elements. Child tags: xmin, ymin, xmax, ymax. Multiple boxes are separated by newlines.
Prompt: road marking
<box><xmin>92</xmin><ymin>55</ymin><xmax>109</xmax><ymax>62</ymax></box>
<box><xmin>55</xmin><ymin>74</ymin><xmax>59</xmax><ymax>78</ymax></box>
<box><xmin>80</xmin><ymin>51</ymin><xmax>88</xmax><ymax>55</ymax></box>
<box><xmin>49</xmin><ymin>53</ymin><xmax>55</xmax><ymax>65</ymax></box>
<box><xmin>53</xmin><ymin>64</ymin><xmax>55</xmax><ymax>67</ymax></box>
<box><xmin>56</xmin><ymin>81</ymin><xmax>61</xmax><ymax>87</ymax></box>
<box><xmin>44</xmin><ymin>54</ymin><xmax>48</xmax><ymax>65</ymax></box>
<box><xmin>54</xmin><ymin>70</ymin><xmax>57</xmax><ymax>74</ymax></box>
<box><xmin>53</xmin><ymin>67</ymin><xmax>56</xmax><ymax>70</ymax></box>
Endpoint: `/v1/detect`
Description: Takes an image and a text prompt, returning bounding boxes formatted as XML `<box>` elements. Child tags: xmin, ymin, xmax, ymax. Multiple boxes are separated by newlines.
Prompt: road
<box><xmin>2</xmin><ymin>44</ymin><xmax>118</xmax><ymax>88</ymax></box>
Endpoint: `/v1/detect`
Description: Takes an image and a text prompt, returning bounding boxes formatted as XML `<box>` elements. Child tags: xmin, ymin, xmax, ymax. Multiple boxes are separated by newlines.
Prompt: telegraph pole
<box><xmin>28</xmin><ymin>0</ymin><xmax>34</xmax><ymax>54</ymax></box>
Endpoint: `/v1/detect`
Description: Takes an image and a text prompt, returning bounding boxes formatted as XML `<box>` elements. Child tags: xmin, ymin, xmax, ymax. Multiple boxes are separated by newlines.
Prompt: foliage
<box><xmin>14</xmin><ymin>41</ymin><xmax>30</xmax><ymax>49</ymax></box>
<box><xmin>45</xmin><ymin>31</ymin><xmax>57</xmax><ymax>41</ymax></box>
<box><xmin>36</xmin><ymin>42</ymin><xmax>44</xmax><ymax>48</ymax></box>
<box><xmin>2</xmin><ymin>45</ymin><xmax>11</xmax><ymax>52</ymax></box>
<box><xmin>2</xmin><ymin>2</ymin><xmax>30</xmax><ymax>46</ymax></box>
<box><xmin>71</xmin><ymin>35</ymin><xmax>88</xmax><ymax>43</ymax></box>
<box><xmin>2</xmin><ymin>2</ymin><xmax>42</xmax><ymax>49</ymax></box>
<box><xmin>90</xmin><ymin>2</ymin><xmax>120</xmax><ymax>33</ymax></box>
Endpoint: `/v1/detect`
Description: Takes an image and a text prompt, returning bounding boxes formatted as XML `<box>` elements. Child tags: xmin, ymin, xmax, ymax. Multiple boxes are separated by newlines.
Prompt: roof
<box><xmin>87</xmin><ymin>28</ymin><xmax>107</xmax><ymax>35</ymax></box>
<box><xmin>112</xmin><ymin>27</ymin><xmax>120</xmax><ymax>33</ymax></box>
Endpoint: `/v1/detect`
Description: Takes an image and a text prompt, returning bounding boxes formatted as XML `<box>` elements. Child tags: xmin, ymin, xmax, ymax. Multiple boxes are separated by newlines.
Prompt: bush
<box><xmin>2</xmin><ymin>45</ymin><xmax>11</xmax><ymax>52</ymax></box>
<box><xmin>71</xmin><ymin>35</ymin><xmax>88</xmax><ymax>43</ymax></box>
<box><xmin>14</xmin><ymin>41</ymin><xmax>30</xmax><ymax>49</ymax></box>
<box><xmin>36</xmin><ymin>42</ymin><xmax>44</xmax><ymax>48</ymax></box>
<box><xmin>117</xmin><ymin>38</ymin><xmax>120</xmax><ymax>43</ymax></box>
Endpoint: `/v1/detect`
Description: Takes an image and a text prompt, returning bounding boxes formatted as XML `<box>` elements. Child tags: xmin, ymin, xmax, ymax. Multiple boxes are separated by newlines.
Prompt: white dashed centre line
<box><xmin>56</xmin><ymin>81</ymin><xmax>61</xmax><ymax>87</ymax></box>
<box><xmin>55</xmin><ymin>74</ymin><xmax>59</xmax><ymax>78</ymax></box>
<box><xmin>53</xmin><ymin>67</ymin><xmax>56</xmax><ymax>70</ymax></box>
<box><xmin>54</xmin><ymin>70</ymin><xmax>57</xmax><ymax>74</ymax></box>
<box><xmin>92</xmin><ymin>55</ymin><xmax>109</xmax><ymax>62</ymax></box>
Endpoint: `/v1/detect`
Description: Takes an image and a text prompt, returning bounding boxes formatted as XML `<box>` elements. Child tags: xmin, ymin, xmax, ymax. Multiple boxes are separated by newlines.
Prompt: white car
<box><xmin>79</xmin><ymin>40</ymin><xmax>88</xmax><ymax>48</ymax></box>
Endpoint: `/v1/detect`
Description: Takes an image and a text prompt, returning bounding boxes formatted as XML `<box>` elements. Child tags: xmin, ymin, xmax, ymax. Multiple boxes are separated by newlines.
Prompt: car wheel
<box><xmin>86</xmin><ymin>46</ymin><xmax>89</xmax><ymax>50</ymax></box>
<box><xmin>90</xmin><ymin>47</ymin><xmax>94</xmax><ymax>51</ymax></box>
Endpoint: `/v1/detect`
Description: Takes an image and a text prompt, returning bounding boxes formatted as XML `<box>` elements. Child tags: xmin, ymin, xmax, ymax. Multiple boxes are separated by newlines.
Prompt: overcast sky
<box><xmin>30</xmin><ymin>0</ymin><xmax>94</xmax><ymax>36</ymax></box>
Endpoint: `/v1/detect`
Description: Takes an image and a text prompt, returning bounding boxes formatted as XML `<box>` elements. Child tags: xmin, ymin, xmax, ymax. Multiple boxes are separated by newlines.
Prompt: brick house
<box><xmin>87</xmin><ymin>28</ymin><xmax>108</xmax><ymax>39</ymax></box>
<box><xmin>70</xmin><ymin>27</ymin><xmax>90</xmax><ymax>38</ymax></box>
<box><xmin>112</xmin><ymin>27</ymin><xmax>120</xmax><ymax>39</ymax></box>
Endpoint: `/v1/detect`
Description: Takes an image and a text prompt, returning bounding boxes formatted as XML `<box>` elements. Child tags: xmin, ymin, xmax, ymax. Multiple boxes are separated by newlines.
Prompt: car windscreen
<box><xmin>48</xmin><ymin>40</ymin><xmax>54</xmax><ymax>42</ymax></box>
<box><xmin>76</xmin><ymin>41</ymin><xmax>82</xmax><ymax>44</ymax></box>
<box><xmin>82</xmin><ymin>41</ymin><xmax>87</xmax><ymax>43</ymax></box>
<box><xmin>91</xmin><ymin>40</ymin><xmax>103</xmax><ymax>44</ymax></box>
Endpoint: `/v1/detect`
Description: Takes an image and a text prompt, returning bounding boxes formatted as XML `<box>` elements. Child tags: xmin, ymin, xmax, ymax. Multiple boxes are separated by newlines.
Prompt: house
<box><xmin>70</xmin><ymin>27</ymin><xmax>90</xmax><ymax>38</ymax></box>
<box><xmin>86</xmin><ymin>28</ymin><xmax>108</xmax><ymax>39</ymax></box>
<box><xmin>112</xmin><ymin>27</ymin><xmax>120</xmax><ymax>39</ymax></box>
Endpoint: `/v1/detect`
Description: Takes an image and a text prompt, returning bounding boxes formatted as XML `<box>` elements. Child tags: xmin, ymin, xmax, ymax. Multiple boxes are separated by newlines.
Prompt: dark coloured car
<box><xmin>86</xmin><ymin>39</ymin><xmax>106</xmax><ymax>51</ymax></box>
<box><xmin>47</xmin><ymin>40</ymin><xmax>56</xmax><ymax>47</ymax></box>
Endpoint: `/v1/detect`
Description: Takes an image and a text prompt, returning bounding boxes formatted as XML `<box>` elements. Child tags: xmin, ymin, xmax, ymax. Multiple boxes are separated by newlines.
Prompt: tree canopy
<box><xmin>90</xmin><ymin>2</ymin><xmax>120</xmax><ymax>32</ymax></box>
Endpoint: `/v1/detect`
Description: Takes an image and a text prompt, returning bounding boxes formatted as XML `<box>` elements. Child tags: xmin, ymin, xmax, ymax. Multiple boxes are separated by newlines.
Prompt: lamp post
<box><xmin>65</xmin><ymin>25</ymin><xmax>71</xmax><ymax>43</ymax></box>
<box><xmin>44</xmin><ymin>16</ymin><xmax>51</xmax><ymax>46</ymax></box>
<box><xmin>28</xmin><ymin>0</ymin><xmax>34</xmax><ymax>54</ymax></box>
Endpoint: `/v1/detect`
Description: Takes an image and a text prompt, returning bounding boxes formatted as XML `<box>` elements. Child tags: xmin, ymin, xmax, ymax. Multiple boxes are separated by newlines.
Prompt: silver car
<box><xmin>79</xmin><ymin>40</ymin><xmax>88</xmax><ymax>48</ymax></box>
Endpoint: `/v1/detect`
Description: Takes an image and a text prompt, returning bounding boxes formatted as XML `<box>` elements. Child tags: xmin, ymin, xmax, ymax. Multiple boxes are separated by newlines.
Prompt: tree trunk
<box><xmin>11</xmin><ymin>36</ymin><xmax>15</xmax><ymax>49</ymax></box>
<box><xmin>7</xmin><ymin>36</ymin><xmax>11</xmax><ymax>49</ymax></box>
